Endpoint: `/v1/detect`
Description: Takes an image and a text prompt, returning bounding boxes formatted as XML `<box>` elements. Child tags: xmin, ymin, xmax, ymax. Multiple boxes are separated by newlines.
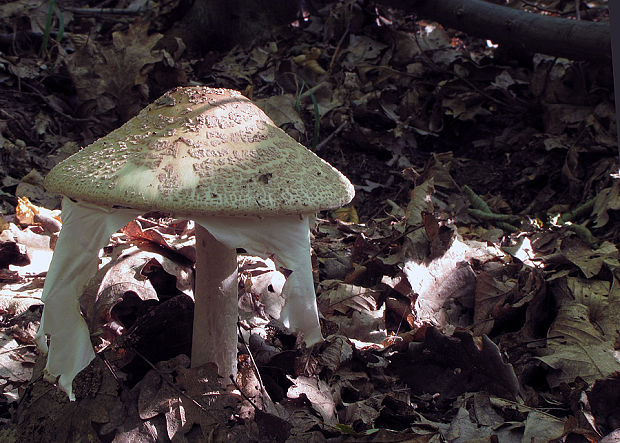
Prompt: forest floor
<box><xmin>0</xmin><ymin>0</ymin><xmax>619</xmax><ymax>442</ymax></box>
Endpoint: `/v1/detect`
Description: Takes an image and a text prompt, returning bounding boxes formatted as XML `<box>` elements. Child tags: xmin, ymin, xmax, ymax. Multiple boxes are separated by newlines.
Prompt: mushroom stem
<box><xmin>192</xmin><ymin>224</ymin><xmax>238</xmax><ymax>380</ymax></box>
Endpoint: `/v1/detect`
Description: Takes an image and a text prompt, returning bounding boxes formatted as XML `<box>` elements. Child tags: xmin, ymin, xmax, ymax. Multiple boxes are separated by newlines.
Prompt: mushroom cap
<box><xmin>45</xmin><ymin>87</ymin><xmax>354</xmax><ymax>216</ymax></box>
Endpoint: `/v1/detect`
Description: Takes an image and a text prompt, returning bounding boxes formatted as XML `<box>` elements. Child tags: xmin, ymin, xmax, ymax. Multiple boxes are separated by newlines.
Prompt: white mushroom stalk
<box><xmin>36</xmin><ymin>86</ymin><xmax>354</xmax><ymax>400</ymax></box>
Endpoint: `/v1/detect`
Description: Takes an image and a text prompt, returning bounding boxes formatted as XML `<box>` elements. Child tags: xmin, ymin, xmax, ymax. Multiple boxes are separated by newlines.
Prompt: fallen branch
<box><xmin>376</xmin><ymin>0</ymin><xmax>611</xmax><ymax>62</ymax></box>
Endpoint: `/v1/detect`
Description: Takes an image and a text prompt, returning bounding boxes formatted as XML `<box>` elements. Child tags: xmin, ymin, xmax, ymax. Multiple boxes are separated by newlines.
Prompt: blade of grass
<box><xmin>41</xmin><ymin>0</ymin><xmax>55</xmax><ymax>56</ymax></box>
<box><xmin>289</xmin><ymin>74</ymin><xmax>321</xmax><ymax>149</ymax></box>
<box><xmin>55</xmin><ymin>3</ymin><xmax>64</xmax><ymax>44</ymax></box>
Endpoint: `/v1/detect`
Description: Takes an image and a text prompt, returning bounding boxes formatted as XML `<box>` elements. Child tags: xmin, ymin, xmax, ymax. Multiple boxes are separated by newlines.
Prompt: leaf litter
<box><xmin>0</xmin><ymin>0</ymin><xmax>619</xmax><ymax>441</ymax></box>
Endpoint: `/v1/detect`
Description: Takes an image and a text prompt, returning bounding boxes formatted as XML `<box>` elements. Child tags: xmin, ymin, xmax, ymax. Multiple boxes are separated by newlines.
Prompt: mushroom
<box><xmin>35</xmin><ymin>86</ymin><xmax>354</xmax><ymax>400</ymax></box>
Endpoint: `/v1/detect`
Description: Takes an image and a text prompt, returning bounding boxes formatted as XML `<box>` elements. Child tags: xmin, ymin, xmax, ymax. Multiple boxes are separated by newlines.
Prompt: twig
<box><xmin>411</xmin><ymin>26</ymin><xmax>521</xmax><ymax>109</ymax></box>
<box><xmin>328</xmin><ymin>22</ymin><xmax>350</xmax><ymax>73</ymax></box>
<box><xmin>229</xmin><ymin>375</ymin><xmax>260</xmax><ymax>410</ymax></box>
<box><xmin>575</xmin><ymin>0</ymin><xmax>581</xmax><ymax>20</ymax></box>
<box><xmin>133</xmin><ymin>350</ymin><xmax>217</xmax><ymax>415</ymax></box>
<box><xmin>101</xmin><ymin>356</ymin><xmax>121</xmax><ymax>386</ymax></box>
<box><xmin>298</xmin><ymin>81</ymin><xmax>329</xmax><ymax>100</ymax></box>
<box><xmin>25</xmin><ymin>382</ymin><xmax>56</xmax><ymax>406</ymax></box>
<box><xmin>20</xmin><ymin>82</ymin><xmax>93</xmax><ymax>123</ymax></box>
<box><xmin>237</xmin><ymin>323</ymin><xmax>266</xmax><ymax>396</ymax></box>
<box><xmin>360</xmin><ymin>224</ymin><xmax>422</xmax><ymax>267</ymax></box>
<box><xmin>0</xmin><ymin>344</ymin><xmax>36</xmax><ymax>355</ymax></box>
<box><xmin>315</xmin><ymin>121</ymin><xmax>347</xmax><ymax>151</ymax></box>
<box><xmin>520</xmin><ymin>0</ymin><xmax>561</xmax><ymax>14</ymax></box>
<box><xmin>0</xmin><ymin>31</ymin><xmax>60</xmax><ymax>48</ymax></box>
<box><xmin>503</xmin><ymin>335</ymin><xmax>565</xmax><ymax>352</ymax></box>
<box><xmin>64</xmin><ymin>7</ymin><xmax>143</xmax><ymax>15</ymax></box>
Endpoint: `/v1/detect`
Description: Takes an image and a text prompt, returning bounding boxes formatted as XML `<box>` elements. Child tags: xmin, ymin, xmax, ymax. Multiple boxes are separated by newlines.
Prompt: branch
<box><xmin>376</xmin><ymin>0</ymin><xmax>611</xmax><ymax>62</ymax></box>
